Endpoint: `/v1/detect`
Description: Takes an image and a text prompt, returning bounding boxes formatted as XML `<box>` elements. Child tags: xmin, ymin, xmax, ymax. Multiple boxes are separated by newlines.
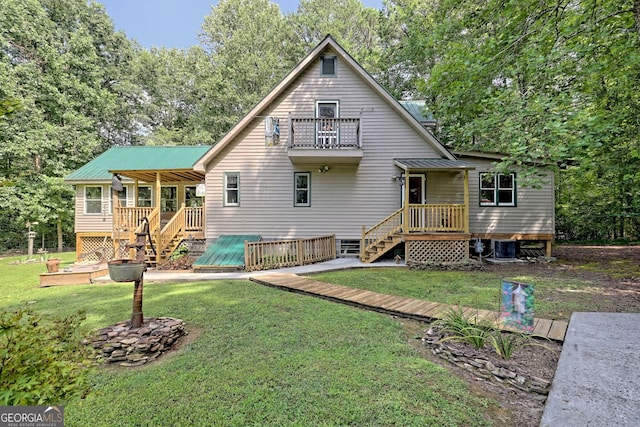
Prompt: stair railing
<box><xmin>156</xmin><ymin>204</ymin><xmax>186</xmax><ymax>262</ymax></box>
<box><xmin>360</xmin><ymin>209</ymin><xmax>403</xmax><ymax>260</ymax></box>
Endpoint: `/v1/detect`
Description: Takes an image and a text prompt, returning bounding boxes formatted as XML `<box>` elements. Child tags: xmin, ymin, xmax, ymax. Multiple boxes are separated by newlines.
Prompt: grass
<box><xmin>0</xmin><ymin>255</ymin><xmax>494</xmax><ymax>426</ymax></box>
<box><xmin>314</xmin><ymin>267</ymin><xmax>595</xmax><ymax>319</ymax></box>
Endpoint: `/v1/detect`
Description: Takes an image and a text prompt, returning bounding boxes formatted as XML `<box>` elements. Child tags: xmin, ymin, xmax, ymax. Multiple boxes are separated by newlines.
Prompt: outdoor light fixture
<box><xmin>392</xmin><ymin>175</ymin><xmax>405</xmax><ymax>186</ymax></box>
<box><xmin>318</xmin><ymin>165</ymin><xmax>329</xmax><ymax>173</ymax></box>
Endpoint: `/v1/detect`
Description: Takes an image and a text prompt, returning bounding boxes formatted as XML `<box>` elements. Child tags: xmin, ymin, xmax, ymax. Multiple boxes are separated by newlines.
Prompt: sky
<box><xmin>98</xmin><ymin>0</ymin><xmax>384</xmax><ymax>50</ymax></box>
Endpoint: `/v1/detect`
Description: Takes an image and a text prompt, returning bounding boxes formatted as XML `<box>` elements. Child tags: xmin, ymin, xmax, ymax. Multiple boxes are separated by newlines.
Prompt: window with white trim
<box><xmin>480</xmin><ymin>172</ymin><xmax>516</xmax><ymax>206</ymax></box>
<box><xmin>137</xmin><ymin>186</ymin><xmax>152</xmax><ymax>207</ymax></box>
<box><xmin>294</xmin><ymin>172</ymin><xmax>310</xmax><ymax>207</ymax></box>
<box><xmin>224</xmin><ymin>173</ymin><xmax>239</xmax><ymax>206</ymax></box>
<box><xmin>85</xmin><ymin>186</ymin><xmax>103</xmax><ymax>214</ymax></box>
<box><xmin>320</xmin><ymin>56</ymin><xmax>336</xmax><ymax>76</ymax></box>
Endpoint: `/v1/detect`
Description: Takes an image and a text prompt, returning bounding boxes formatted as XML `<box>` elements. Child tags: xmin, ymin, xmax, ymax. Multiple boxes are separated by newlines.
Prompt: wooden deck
<box><xmin>250</xmin><ymin>273</ymin><xmax>568</xmax><ymax>341</ymax></box>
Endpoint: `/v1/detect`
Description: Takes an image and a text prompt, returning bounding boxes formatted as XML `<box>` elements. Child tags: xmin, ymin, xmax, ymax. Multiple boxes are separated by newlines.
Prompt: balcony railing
<box><xmin>288</xmin><ymin>116</ymin><xmax>361</xmax><ymax>149</ymax></box>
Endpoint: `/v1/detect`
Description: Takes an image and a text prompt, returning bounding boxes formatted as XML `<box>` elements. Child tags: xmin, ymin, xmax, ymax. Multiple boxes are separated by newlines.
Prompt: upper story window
<box><xmin>224</xmin><ymin>172</ymin><xmax>239</xmax><ymax>206</ymax></box>
<box><xmin>85</xmin><ymin>186</ymin><xmax>103</xmax><ymax>214</ymax></box>
<box><xmin>294</xmin><ymin>172</ymin><xmax>310</xmax><ymax>207</ymax></box>
<box><xmin>320</xmin><ymin>56</ymin><xmax>336</xmax><ymax>76</ymax></box>
<box><xmin>480</xmin><ymin>172</ymin><xmax>516</xmax><ymax>206</ymax></box>
<box><xmin>137</xmin><ymin>186</ymin><xmax>152</xmax><ymax>207</ymax></box>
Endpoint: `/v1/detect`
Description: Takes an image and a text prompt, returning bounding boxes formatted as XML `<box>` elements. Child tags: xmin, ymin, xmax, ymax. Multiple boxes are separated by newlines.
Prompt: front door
<box><xmin>401</xmin><ymin>174</ymin><xmax>426</xmax><ymax>205</ymax></box>
<box><xmin>316</xmin><ymin>100</ymin><xmax>339</xmax><ymax>148</ymax></box>
<box><xmin>401</xmin><ymin>174</ymin><xmax>426</xmax><ymax>231</ymax></box>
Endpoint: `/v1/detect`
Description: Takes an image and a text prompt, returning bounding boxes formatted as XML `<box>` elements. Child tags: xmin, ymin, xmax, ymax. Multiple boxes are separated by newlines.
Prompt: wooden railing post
<box><xmin>297</xmin><ymin>238</ymin><xmax>304</xmax><ymax>264</ymax></box>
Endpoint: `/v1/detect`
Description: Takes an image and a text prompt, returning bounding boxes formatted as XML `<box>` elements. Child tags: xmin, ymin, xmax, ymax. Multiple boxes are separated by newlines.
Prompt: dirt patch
<box><xmin>400</xmin><ymin>245</ymin><xmax>640</xmax><ymax>427</ymax></box>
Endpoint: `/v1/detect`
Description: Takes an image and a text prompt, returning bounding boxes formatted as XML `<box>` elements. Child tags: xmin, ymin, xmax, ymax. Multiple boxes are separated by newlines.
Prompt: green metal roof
<box><xmin>194</xmin><ymin>235</ymin><xmax>262</xmax><ymax>269</ymax></box>
<box><xmin>65</xmin><ymin>146</ymin><xmax>211</xmax><ymax>182</ymax></box>
<box><xmin>394</xmin><ymin>158</ymin><xmax>476</xmax><ymax>170</ymax></box>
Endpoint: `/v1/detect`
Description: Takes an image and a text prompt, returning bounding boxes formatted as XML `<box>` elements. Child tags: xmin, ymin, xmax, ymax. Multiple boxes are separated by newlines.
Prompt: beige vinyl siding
<box><xmin>426</xmin><ymin>171</ymin><xmax>465</xmax><ymax>204</ymax></box>
<box><xmin>466</xmin><ymin>159</ymin><xmax>555</xmax><ymax>235</ymax></box>
<box><xmin>205</xmin><ymin>50</ymin><xmax>442</xmax><ymax>240</ymax></box>
<box><xmin>74</xmin><ymin>184</ymin><xmax>113</xmax><ymax>233</ymax></box>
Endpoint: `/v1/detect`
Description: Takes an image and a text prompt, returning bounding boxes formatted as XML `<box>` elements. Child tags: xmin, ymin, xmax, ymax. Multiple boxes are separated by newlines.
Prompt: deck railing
<box><xmin>244</xmin><ymin>234</ymin><xmax>336</xmax><ymax>272</ymax></box>
<box><xmin>113</xmin><ymin>207</ymin><xmax>155</xmax><ymax>233</ymax></box>
<box><xmin>288</xmin><ymin>117</ymin><xmax>361</xmax><ymax>149</ymax></box>
<box><xmin>407</xmin><ymin>204</ymin><xmax>466</xmax><ymax>232</ymax></box>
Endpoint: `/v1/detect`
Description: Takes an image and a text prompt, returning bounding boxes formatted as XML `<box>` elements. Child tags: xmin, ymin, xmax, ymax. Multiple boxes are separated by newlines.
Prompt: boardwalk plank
<box><xmin>533</xmin><ymin>318</ymin><xmax>553</xmax><ymax>337</ymax></box>
<box><xmin>548</xmin><ymin>320</ymin><xmax>569</xmax><ymax>341</ymax></box>
<box><xmin>248</xmin><ymin>274</ymin><xmax>567</xmax><ymax>341</ymax></box>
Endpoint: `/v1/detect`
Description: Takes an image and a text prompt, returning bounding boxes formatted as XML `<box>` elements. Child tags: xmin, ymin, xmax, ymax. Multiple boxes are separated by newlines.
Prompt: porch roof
<box><xmin>65</xmin><ymin>146</ymin><xmax>211</xmax><ymax>184</ymax></box>
<box><xmin>394</xmin><ymin>158</ymin><xmax>476</xmax><ymax>171</ymax></box>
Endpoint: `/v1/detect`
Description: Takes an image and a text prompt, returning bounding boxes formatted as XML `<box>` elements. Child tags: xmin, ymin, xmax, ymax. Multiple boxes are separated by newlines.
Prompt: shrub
<box><xmin>0</xmin><ymin>309</ymin><xmax>94</xmax><ymax>405</ymax></box>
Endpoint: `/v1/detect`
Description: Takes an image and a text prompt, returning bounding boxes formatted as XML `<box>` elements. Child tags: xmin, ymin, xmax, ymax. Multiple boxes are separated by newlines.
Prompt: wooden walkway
<box><xmin>250</xmin><ymin>273</ymin><xmax>568</xmax><ymax>341</ymax></box>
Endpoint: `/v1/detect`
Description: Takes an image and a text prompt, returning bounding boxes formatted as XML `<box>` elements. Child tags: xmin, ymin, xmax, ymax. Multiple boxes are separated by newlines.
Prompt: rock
<box><xmin>88</xmin><ymin>317</ymin><xmax>186</xmax><ymax>367</ymax></box>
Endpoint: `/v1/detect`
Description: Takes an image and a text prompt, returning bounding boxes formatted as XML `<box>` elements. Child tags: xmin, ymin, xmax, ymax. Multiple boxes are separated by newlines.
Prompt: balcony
<box><xmin>287</xmin><ymin>117</ymin><xmax>364</xmax><ymax>164</ymax></box>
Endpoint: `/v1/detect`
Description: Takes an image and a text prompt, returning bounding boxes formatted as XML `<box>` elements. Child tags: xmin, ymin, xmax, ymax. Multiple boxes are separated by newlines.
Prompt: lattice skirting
<box><xmin>407</xmin><ymin>240</ymin><xmax>468</xmax><ymax>263</ymax></box>
<box><xmin>78</xmin><ymin>235</ymin><xmax>114</xmax><ymax>262</ymax></box>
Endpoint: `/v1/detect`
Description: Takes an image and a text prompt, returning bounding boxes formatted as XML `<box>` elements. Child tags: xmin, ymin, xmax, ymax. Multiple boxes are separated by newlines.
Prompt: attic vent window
<box><xmin>321</xmin><ymin>56</ymin><xmax>336</xmax><ymax>76</ymax></box>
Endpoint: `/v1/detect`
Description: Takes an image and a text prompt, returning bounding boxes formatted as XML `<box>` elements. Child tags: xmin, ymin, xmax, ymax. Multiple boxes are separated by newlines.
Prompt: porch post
<box><xmin>155</xmin><ymin>172</ymin><xmax>162</xmax><ymax>253</ymax></box>
<box><xmin>463</xmin><ymin>170</ymin><xmax>470</xmax><ymax>233</ymax></box>
<box><xmin>134</xmin><ymin>179</ymin><xmax>139</xmax><ymax>207</ymax></box>
<box><xmin>403</xmin><ymin>171</ymin><xmax>410</xmax><ymax>233</ymax></box>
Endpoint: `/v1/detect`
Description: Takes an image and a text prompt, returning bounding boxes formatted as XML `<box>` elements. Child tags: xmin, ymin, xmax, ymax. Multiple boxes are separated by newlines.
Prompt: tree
<box><xmin>287</xmin><ymin>0</ymin><xmax>383</xmax><ymax>71</ymax></box>
<box><xmin>0</xmin><ymin>0</ymin><xmax>139</xmax><ymax>251</ymax></box>
<box><xmin>381</xmin><ymin>0</ymin><xmax>640</xmax><ymax>239</ymax></box>
<box><xmin>198</xmin><ymin>0</ymin><xmax>298</xmax><ymax>135</ymax></box>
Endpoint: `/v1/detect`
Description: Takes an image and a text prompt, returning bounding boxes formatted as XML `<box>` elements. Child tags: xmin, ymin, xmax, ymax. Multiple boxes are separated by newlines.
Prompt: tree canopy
<box><xmin>1</xmin><ymin>0</ymin><xmax>639</xmax><ymax>251</ymax></box>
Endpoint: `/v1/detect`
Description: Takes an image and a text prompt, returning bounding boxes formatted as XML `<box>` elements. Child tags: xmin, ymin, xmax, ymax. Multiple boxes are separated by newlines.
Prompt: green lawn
<box><xmin>1</xmin><ymin>255</ymin><xmax>495</xmax><ymax>426</ymax></box>
<box><xmin>314</xmin><ymin>267</ymin><xmax>592</xmax><ymax>320</ymax></box>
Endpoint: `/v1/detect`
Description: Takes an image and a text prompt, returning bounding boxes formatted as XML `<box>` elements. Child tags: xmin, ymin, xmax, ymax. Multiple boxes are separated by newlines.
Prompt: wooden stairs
<box><xmin>362</xmin><ymin>234</ymin><xmax>403</xmax><ymax>263</ymax></box>
<box><xmin>361</xmin><ymin>209</ymin><xmax>404</xmax><ymax>263</ymax></box>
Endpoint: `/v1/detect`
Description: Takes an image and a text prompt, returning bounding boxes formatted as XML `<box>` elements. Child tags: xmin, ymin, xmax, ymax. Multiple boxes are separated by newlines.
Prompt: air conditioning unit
<box><xmin>492</xmin><ymin>240</ymin><xmax>516</xmax><ymax>258</ymax></box>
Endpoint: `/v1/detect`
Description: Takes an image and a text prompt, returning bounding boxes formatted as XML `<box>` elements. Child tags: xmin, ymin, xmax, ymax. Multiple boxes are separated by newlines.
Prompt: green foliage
<box><xmin>380</xmin><ymin>0</ymin><xmax>640</xmax><ymax>238</ymax></box>
<box><xmin>0</xmin><ymin>309</ymin><xmax>94</xmax><ymax>405</ymax></box>
<box><xmin>488</xmin><ymin>331</ymin><xmax>555</xmax><ymax>361</ymax></box>
<box><xmin>435</xmin><ymin>306</ymin><xmax>495</xmax><ymax>349</ymax></box>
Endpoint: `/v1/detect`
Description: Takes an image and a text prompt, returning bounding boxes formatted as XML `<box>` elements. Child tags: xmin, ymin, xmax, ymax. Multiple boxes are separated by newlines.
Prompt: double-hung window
<box><xmin>224</xmin><ymin>172</ymin><xmax>239</xmax><ymax>206</ymax></box>
<box><xmin>480</xmin><ymin>172</ymin><xmax>516</xmax><ymax>206</ymax></box>
<box><xmin>294</xmin><ymin>172</ymin><xmax>310</xmax><ymax>207</ymax></box>
<box><xmin>137</xmin><ymin>186</ymin><xmax>152</xmax><ymax>207</ymax></box>
<box><xmin>85</xmin><ymin>186</ymin><xmax>103</xmax><ymax>214</ymax></box>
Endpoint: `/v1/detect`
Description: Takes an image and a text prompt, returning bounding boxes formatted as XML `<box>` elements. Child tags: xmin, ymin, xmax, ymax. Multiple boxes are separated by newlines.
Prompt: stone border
<box><xmin>423</xmin><ymin>328</ymin><xmax>552</xmax><ymax>398</ymax></box>
<box><xmin>90</xmin><ymin>317</ymin><xmax>186</xmax><ymax>367</ymax></box>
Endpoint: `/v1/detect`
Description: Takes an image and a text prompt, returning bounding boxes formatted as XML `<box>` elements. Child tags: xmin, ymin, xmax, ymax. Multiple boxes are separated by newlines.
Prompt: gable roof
<box><xmin>194</xmin><ymin>35</ymin><xmax>455</xmax><ymax>172</ymax></box>
<box><xmin>65</xmin><ymin>146</ymin><xmax>211</xmax><ymax>184</ymax></box>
